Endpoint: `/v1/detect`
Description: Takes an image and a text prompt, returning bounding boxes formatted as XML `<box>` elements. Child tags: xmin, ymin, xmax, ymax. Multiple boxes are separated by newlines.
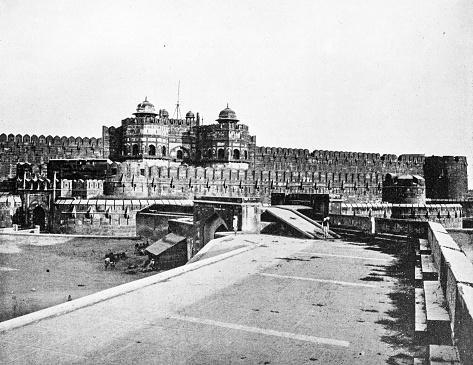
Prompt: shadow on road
<box><xmin>347</xmin><ymin>235</ymin><xmax>425</xmax><ymax>364</ymax></box>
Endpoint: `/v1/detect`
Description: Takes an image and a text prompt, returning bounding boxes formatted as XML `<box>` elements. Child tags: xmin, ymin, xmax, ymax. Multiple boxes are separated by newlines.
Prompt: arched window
<box><xmin>196</xmin><ymin>150</ymin><xmax>202</xmax><ymax>160</ymax></box>
<box><xmin>177</xmin><ymin>150</ymin><xmax>183</xmax><ymax>159</ymax></box>
<box><xmin>233</xmin><ymin>149</ymin><xmax>240</xmax><ymax>160</ymax></box>
<box><xmin>132</xmin><ymin>144</ymin><xmax>139</xmax><ymax>156</ymax></box>
<box><xmin>149</xmin><ymin>144</ymin><xmax>156</xmax><ymax>156</ymax></box>
<box><xmin>207</xmin><ymin>149</ymin><xmax>212</xmax><ymax>158</ymax></box>
<box><xmin>162</xmin><ymin>146</ymin><xmax>166</xmax><ymax>156</ymax></box>
<box><xmin>244</xmin><ymin>150</ymin><xmax>248</xmax><ymax>160</ymax></box>
<box><xmin>123</xmin><ymin>146</ymin><xmax>128</xmax><ymax>155</ymax></box>
<box><xmin>218</xmin><ymin>148</ymin><xmax>225</xmax><ymax>159</ymax></box>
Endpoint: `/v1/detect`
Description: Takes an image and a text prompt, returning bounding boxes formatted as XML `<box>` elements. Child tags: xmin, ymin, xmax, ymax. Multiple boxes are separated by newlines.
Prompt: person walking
<box><xmin>322</xmin><ymin>217</ymin><xmax>330</xmax><ymax>239</ymax></box>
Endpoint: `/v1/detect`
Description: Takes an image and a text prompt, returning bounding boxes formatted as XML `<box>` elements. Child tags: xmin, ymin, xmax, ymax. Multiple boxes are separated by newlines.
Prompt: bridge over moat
<box><xmin>1</xmin><ymin>233</ymin><xmax>453</xmax><ymax>364</ymax></box>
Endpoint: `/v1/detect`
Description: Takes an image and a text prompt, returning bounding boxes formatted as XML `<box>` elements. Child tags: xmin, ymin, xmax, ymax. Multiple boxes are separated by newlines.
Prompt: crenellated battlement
<box><xmin>0</xmin><ymin>132</ymin><xmax>105</xmax><ymax>180</ymax></box>
<box><xmin>0</xmin><ymin>133</ymin><xmax>103</xmax><ymax>147</ymax></box>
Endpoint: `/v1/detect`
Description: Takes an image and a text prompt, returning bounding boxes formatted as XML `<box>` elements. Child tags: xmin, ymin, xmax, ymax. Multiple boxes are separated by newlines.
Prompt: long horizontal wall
<box><xmin>329</xmin><ymin>215</ymin><xmax>430</xmax><ymax>237</ymax></box>
<box><xmin>100</xmin><ymin>164</ymin><xmax>395</xmax><ymax>203</ymax></box>
<box><xmin>252</xmin><ymin>146</ymin><xmax>424</xmax><ymax>175</ymax></box>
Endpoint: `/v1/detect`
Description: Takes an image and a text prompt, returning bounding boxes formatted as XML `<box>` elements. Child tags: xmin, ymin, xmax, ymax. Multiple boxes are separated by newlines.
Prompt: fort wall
<box><xmin>0</xmin><ymin>133</ymin><xmax>468</xmax><ymax>205</ymax></box>
<box><xmin>0</xmin><ymin>133</ymin><xmax>105</xmax><ymax>179</ymax></box>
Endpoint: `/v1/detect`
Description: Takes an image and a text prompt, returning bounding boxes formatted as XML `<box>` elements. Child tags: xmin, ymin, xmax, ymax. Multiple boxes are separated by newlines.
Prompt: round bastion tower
<box><xmin>195</xmin><ymin>104</ymin><xmax>255</xmax><ymax>169</ymax></box>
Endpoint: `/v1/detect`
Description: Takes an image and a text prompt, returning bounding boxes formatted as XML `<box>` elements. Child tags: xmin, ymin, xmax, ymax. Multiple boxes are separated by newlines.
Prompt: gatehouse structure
<box><xmin>0</xmin><ymin>96</ymin><xmax>469</xmax><ymax>231</ymax></box>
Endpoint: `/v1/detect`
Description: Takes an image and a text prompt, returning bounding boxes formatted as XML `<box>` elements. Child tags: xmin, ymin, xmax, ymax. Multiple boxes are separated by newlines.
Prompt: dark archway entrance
<box><xmin>32</xmin><ymin>206</ymin><xmax>46</xmax><ymax>231</ymax></box>
<box><xmin>214</xmin><ymin>224</ymin><xmax>227</xmax><ymax>237</ymax></box>
<box><xmin>201</xmin><ymin>213</ymin><xmax>228</xmax><ymax>247</ymax></box>
<box><xmin>149</xmin><ymin>144</ymin><xmax>156</xmax><ymax>156</ymax></box>
<box><xmin>233</xmin><ymin>149</ymin><xmax>240</xmax><ymax>160</ymax></box>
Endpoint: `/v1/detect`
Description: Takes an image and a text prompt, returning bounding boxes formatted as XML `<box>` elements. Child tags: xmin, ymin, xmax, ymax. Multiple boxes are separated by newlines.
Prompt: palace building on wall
<box><xmin>102</xmin><ymin>98</ymin><xmax>255</xmax><ymax>170</ymax></box>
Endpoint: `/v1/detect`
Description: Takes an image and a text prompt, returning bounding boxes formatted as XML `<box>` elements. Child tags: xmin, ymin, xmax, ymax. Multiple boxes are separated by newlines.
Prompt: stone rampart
<box><xmin>1</xmin><ymin>131</ymin><xmax>467</xmax><ymax>205</ymax></box>
<box><xmin>0</xmin><ymin>133</ymin><xmax>105</xmax><ymax>179</ymax></box>
<box><xmin>253</xmin><ymin>147</ymin><xmax>424</xmax><ymax>176</ymax></box>
<box><xmin>102</xmin><ymin>164</ymin><xmax>386</xmax><ymax>203</ymax></box>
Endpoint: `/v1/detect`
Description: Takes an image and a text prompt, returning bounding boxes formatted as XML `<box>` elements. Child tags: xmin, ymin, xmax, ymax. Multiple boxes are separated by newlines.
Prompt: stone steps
<box><xmin>414</xmin><ymin>238</ymin><xmax>462</xmax><ymax>364</ymax></box>
<box><xmin>421</xmin><ymin>254</ymin><xmax>438</xmax><ymax>281</ymax></box>
<box><xmin>424</xmin><ymin>281</ymin><xmax>451</xmax><ymax>345</ymax></box>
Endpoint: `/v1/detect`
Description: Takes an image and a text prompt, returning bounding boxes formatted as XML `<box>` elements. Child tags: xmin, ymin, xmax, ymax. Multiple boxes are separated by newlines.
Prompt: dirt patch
<box><xmin>0</xmin><ymin>236</ymin><xmax>158</xmax><ymax>322</ymax></box>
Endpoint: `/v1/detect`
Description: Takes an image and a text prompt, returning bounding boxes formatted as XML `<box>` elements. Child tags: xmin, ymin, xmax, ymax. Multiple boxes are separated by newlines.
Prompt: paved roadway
<box><xmin>0</xmin><ymin>235</ymin><xmax>416</xmax><ymax>364</ymax></box>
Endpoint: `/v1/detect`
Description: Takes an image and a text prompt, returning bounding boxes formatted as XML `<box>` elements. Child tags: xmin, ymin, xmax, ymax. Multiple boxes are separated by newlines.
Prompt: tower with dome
<box><xmin>108</xmin><ymin>98</ymin><xmax>255</xmax><ymax>170</ymax></box>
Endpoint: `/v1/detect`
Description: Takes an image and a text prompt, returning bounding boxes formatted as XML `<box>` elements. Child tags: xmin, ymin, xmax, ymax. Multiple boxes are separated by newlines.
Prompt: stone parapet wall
<box><xmin>330</xmin><ymin>214</ymin><xmax>429</xmax><ymax>237</ymax></box>
<box><xmin>427</xmin><ymin>222</ymin><xmax>473</xmax><ymax>364</ymax></box>
<box><xmin>330</xmin><ymin>215</ymin><xmax>373</xmax><ymax>233</ymax></box>
<box><xmin>448</xmin><ymin>229</ymin><xmax>473</xmax><ymax>263</ymax></box>
<box><xmin>338</xmin><ymin>202</ymin><xmax>462</xmax><ymax>228</ymax></box>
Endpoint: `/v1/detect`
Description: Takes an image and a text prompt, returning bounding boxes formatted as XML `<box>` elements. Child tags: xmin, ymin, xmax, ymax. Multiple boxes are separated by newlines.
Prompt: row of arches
<box><xmin>124</xmin><ymin>144</ymin><xmax>189</xmax><ymax>160</ymax></box>
<box><xmin>197</xmin><ymin>148</ymin><xmax>248</xmax><ymax>160</ymax></box>
<box><xmin>124</xmin><ymin>144</ymin><xmax>167</xmax><ymax>157</ymax></box>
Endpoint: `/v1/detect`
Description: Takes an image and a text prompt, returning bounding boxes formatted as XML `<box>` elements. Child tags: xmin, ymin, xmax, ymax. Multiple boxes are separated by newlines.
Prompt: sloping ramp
<box><xmin>276</xmin><ymin>205</ymin><xmax>340</xmax><ymax>239</ymax></box>
<box><xmin>264</xmin><ymin>207</ymin><xmax>325</xmax><ymax>239</ymax></box>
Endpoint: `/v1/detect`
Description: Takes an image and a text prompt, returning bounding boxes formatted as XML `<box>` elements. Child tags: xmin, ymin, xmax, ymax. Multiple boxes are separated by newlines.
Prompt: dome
<box><xmin>216</xmin><ymin>104</ymin><xmax>239</xmax><ymax>123</ymax></box>
<box><xmin>134</xmin><ymin>97</ymin><xmax>157</xmax><ymax>115</ymax></box>
<box><xmin>186</xmin><ymin>111</ymin><xmax>194</xmax><ymax>118</ymax></box>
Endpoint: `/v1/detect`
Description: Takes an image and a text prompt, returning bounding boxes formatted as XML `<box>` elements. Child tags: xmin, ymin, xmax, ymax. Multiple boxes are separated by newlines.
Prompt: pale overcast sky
<box><xmin>0</xmin><ymin>0</ymin><xmax>472</xmax><ymax>186</ymax></box>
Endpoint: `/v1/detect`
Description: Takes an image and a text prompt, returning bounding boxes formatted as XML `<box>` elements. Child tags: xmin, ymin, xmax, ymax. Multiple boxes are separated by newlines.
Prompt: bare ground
<box><xmin>0</xmin><ymin>234</ymin><xmax>157</xmax><ymax>322</ymax></box>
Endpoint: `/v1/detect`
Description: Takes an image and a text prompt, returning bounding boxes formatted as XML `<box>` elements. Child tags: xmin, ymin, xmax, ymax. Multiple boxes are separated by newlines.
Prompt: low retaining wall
<box><xmin>0</xmin><ymin>225</ymin><xmax>40</xmax><ymax>234</ymax></box>
<box><xmin>56</xmin><ymin>217</ymin><xmax>136</xmax><ymax>236</ymax></box>
<box><xmin>330</xmin><ymin>215</ymin><xmax>372</xmax><ymax>233</ymax></box>
<box><xmin>375</xmin><ymin>218</ymin><xmax>428</xmax><ymax>238</ymax></box>
<box><xmin>330</xmin><ymin>215</ymin><xmax>428</xmax><ymax>238</ymax></box>
<box><xmin>428</xmin><ymin>222</ymin><xmax>473</xmax><ymax>364</ymax></box>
